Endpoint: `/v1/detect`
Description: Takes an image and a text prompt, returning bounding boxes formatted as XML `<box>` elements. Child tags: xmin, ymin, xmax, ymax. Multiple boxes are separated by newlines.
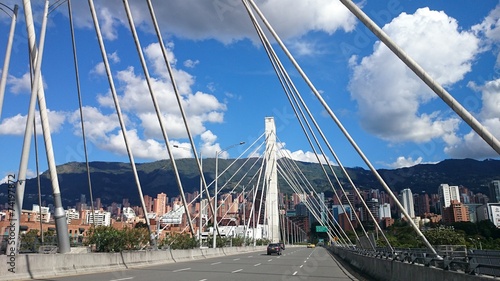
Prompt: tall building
<box><xmin>399</xmin><ymin>188</ymin><xmax>415</xmax><ymax>219</ymax></box>
<box><xmin>438</xmin><ymin>184</ymin><xmax>460</xmax><ymax>214</ymax></box>
<box><xmin>465</xmin><ymin>203</ymin><xmax>483</xmax><ymax>223</ymax></box>
<box><xmin>84</xmin><ymin>209</ymin><xmax>111</xmax><ymax>226</ymax></box>
<box><xmin>363</xmin><ymin>198</ymin><xmax>379</xmax><ymax>222</ymax></box>
<box><xmin>332</xmin><ymin>205</ymin><xmax>353</xmax><ymax>231</ymax></box>
<box><xmin>489</xmin><ymin>180</ymin><xmax>500</xmax><ymax>203</ymax></box>
<box><xmin>292</xmin><ymin>193</ymin><xmax>302</xmax><ymax>206</ymax></box>
<box><xmin>379</xmin><ymin>203</ymin><xmax>391</xmax><ymax>219</ymax></box>
<box><xmin>477</xmin><ymin>203</ymin><xmax>500</xmax><ymax>227</ymax></box>
<box><xmin>95</xmin><ymin>198</ymin><xmax>102</xmax><ymax>210</ymax></box>
<box><xmin>442</xmin><ymin>200</ymin><xmax>470</xmax><ymax>223</ymax></box>
<box><xmin>144</xmin><ymin>195</ymin><xmax>154</xmax><ymax>213</ymax></box>
<box><xmin>65</xmin><ymin>208</ymin><xmax>80</xmax><ymax>224</ymax></box>
<box><xmin>414</xmin><ymin>193</ymin><xmax>430</xmax><ymax>216</ymax></box>
<box><xmin>154</xmin><ymin>193</ymin><xmax>167</xmax><ymax>216</ymax></box>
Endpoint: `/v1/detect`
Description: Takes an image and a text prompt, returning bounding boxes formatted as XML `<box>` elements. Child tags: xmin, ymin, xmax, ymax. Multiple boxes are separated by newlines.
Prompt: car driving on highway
<box><xmin>267</xmin><ymin>243</ymin><xmax>282</xmax><ymax>255</ymax></box>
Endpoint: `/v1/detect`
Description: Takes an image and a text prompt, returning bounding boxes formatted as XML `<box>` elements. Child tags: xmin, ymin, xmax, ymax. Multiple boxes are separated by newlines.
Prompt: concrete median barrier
<box><xmin>0</xmin><ymin>246</ymin><xmax>266</xmax><ymax>281</ymax></box>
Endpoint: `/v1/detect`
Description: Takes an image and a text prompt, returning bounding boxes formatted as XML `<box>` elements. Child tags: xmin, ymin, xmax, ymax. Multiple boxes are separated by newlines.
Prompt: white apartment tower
<box><xmin>438</xmin><ymin>184</ymin><xmax>460</xmax><ymax>214</ymax></box>
<box><xmin>399</xmin><ymin>188</ymin><xmax>415</xmax><ymax>219</ymax></box>
<box><xmin>379</xmin><ymin>203</ymin><xmax>391</xmax><ymax>219</ymax></box>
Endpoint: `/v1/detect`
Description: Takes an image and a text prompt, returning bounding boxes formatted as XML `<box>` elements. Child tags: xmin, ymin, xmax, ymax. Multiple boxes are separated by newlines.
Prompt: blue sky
<box><xmin>0</xmin><ymin>0</ymin><xmax>499</xmax><ymax>183</ymax></box>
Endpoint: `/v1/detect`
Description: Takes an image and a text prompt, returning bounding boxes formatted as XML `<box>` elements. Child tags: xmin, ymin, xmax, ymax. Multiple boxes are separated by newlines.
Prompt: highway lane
<box><xmin>34</xmin><ymin>247</ymin><xmax>360</xmax><ymax>281</ymax></box>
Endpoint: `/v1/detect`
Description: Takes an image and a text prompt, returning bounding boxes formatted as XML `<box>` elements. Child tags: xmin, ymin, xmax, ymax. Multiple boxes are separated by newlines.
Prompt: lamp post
<box><xmin>214</xmin><ymin>141</ymin><xmax>245</xmax><ymax>249</ymax></box>
<box><xmin>173</xmin><ymin>144</ymin><xmax>204</xmax><ymax>247</ymax></box>
<box><xmin>242</xmin><ymin>185</ymin><xmax>246</xmax><ymax>245</ymax></box>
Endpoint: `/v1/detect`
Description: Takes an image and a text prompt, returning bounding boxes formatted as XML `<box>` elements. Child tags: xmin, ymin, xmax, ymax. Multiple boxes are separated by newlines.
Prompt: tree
<box><xmin>424</xmin><ymin>228</ymin><xmax>466</xmax><ymax>245</ymax></box>
<box><xmin>451</xmin><ymin>222</ymin><xmax>478</xmax><ymax>236</ymax></box>
<box><xmin>160</xmin><ymin>232</ymin><xmax>198</xmax><ymax>249</ymax></box>
<box><xmin>85</xmin><ymin>226</ymin><xmax>150</xmax><ymax>252</ymax></box>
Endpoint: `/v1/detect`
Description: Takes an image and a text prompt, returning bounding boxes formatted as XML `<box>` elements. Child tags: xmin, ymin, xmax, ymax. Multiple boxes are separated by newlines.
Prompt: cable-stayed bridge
<box><xmin>0</xmin><ymin>0</ymin><xmax>499</xmax><ymax>280</ymax></box>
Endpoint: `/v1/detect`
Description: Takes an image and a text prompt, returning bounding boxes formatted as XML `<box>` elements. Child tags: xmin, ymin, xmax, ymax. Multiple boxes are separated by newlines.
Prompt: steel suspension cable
<box><xmin>219</xmin><ymin>149</ymin><xmax>263</xmax><ymax>223</ymax></box>
<box><xmin>87</xmin><ymin>0</ymin><xmax>154</xmax><ymax>245</ymax></box>
<box><xmin>276</xmin><ymin>165</ymin><xmax>349</xmax><ymax>247</ymax></box>
<box><xmin>246</xmin><ymin>151</ymin><xmax>267</xmax><ymax>239</ymax></box>
<box><xmin>243</xmin><ymin>1</ymin><xmax>365</xmax><ymax>248</ymax></box>
<box><xmin>122</xmin><ymin>0</ymin><xmax>195</xmax><ymax>236</ymax></box>
<box><xmin>217</xmin><ymin>155</ymin><xmax>263</xmax><ymax>224</ymax></box>
<box><xmin>276</xmin><ymin>157</ymin><xmax>350</xmax><ymax>247</ymax></box>
<box><xmin>67</xmin><ymin>0</ymin><xmax>96</xmax><ymax>228</ymax></box>
<box><xmin>0</xmin><ymin>3</ymin><xmax>17</xmax><ymax>119</ymax></box>
<box><xmin>144</xmin><ymin>0</ymin><xmax>222</xmax><ymax>237</ymax></box>
<box><xmin>246</xmin><ymin>0</ymin><xmax>429</xmax><ymax>254</ymax></box>
<box><xmin>280</xmin><ymin>159</ymin><xmax>352</xmax><ymax>245</ymax></box>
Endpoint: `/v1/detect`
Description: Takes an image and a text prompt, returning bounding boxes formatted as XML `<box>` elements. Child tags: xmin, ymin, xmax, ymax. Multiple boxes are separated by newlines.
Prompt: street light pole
<box><xmin>199</xmin><ymin>152</ymin><xmax>203</xmax><ymax>248</ymax></box>
<box><xmin>243</xmin><ymin>185</ymin><xmax>246</xmax><ymax>245</ymax></box>
<box><xmin>213</xmin><ymin>141</ymin><xmax>245</xmax><ymax>249</ymax></box>
<box><xmin>172</xmin><ymin>144</ymin><xmax>203</xmax><ymax>247</ymax></box>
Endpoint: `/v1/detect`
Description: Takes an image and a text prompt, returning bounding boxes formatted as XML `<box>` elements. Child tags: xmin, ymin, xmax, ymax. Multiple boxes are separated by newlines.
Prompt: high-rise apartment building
<box><xmin>154</xmin><ymin>193</ymin><xmax>167</xmax><ymax>216</ymax></box>
<box><xmin>144</xmin><ymin>195</ymin><xmax>154</xmax><ymax>213</ymax></box>
<box><xmin>438</xmin><ymin>184</ymin><xmax>460</xmax><ymax>214</ymax></box>
<box><xmin>477</xmin><ymin>203</ymin><xmax>500</xmax><ymax>227</ymax></box>
<box><xmin>442</xmin><ymin>200</ymin><xmax>470</xmax><ymax>223</ymax></box>
<box><xmin>414</xmin><ymin>193</ymin><xmax>430</xmax><ymax>216</ymax></box>
<box><xmin>379</xmin><ymin>203</ymin><xmax>391</xmax><ymax>219</ymax></box>
<box><xmin>489</xmin><ymin>180</ymin><xmax>500</xmax><ymax>203</ymax></box>
<box><xmin>399</xmin><ymin>188</ymin><xmax>415</xmax><ymax>219</ymax></box>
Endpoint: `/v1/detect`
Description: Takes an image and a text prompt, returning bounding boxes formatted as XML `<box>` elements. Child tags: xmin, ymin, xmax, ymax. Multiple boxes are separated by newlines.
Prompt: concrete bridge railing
<box><xmin>0</xmin><ymin>246</ymin><xmax>266</xmax><ymax>281</ymax></box>
<box><xmin>329</xmin><ymin>246</ymin><xmax>494</xmax><ymax>281</ymax></box>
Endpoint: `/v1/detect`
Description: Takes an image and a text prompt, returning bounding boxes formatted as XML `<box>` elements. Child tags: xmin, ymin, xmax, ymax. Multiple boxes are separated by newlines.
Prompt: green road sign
<box><xmin>316</xmin><ymin>226</ymin><xmax>328</xmax><ymax>233</ymax></box>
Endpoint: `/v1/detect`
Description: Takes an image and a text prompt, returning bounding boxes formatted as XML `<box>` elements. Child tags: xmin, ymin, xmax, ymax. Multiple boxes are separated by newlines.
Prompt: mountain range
<box><xmin>1</xmin><ymin>158</ymin><xmax>499</xmax><ymax>209</ymax></box>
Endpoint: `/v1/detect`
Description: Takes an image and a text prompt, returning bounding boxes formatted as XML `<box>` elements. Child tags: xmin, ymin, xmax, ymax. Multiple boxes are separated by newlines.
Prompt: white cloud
<box><xmin>90</xmin><ymin>62</ymin><xmax>106</xmax><ymax>76</ymax></box>
<box><xmin>472</xmin><ymin>4</ymin><xmax>500</xmax><ymax>68</ymax></box>
<box><xmin>387</xmin><ymin>156</ymin><xmax>423</xmax><ymax>169</ymax></box>
<box><xmin>184</xmin><ymin>59</ymin><xmax>199</xmax><ymax>68</ymax></box>
<box><xmin>444</xmin><ymin>79</ymin><xmax>500</xmax><ymax>158</ymax></box>
<box><xmin>349</xmin><ymin>8</ymin><xmax>479</xmax><ymax>145</ymax></box>
<box><xmin>66</xmin><ymin>0</ymin><xmax>356</xmax><ymax>44</ymax></box>
<box><xmin>278</xmin><ymin>145</ymin><xmax>332</xmax><ymax>165</ymax></box>
<box><xmin>199</xmin><ymin>130</ymin><xmax>223</xmax><ymax>158</ymax></box>
<box><xmin>288</xmin><ymin>40</ymin><xmax>317</xmax><ymax>56</ymax></box>
<box><xmin>98</xmin><ymin>7</ymin><xmax>121</xmax><ymax>41</ymax></box>
<box><xmin>108</xmin><ymin>51</ymin><xmax>120</xmax><ymax>63</ymax></box>
<box><xmin>7</xmin><ymin>71</ymin><xmax>48</xmax><ymax>95</ymax></box>
<box><xmin>0</xmin><ymin>110</ymin><xmax>66</xmax><ymax>136</ymax></box>
<box><xmin>7</xmin><ymin>72</ymin><xmax>32</xmax><ymax>94</ymax></box>
<box><xmin>68</xmin><ymin>106</ymin><xmax>120</xmax><ymax>142</ymax></box>
<box><xmin>0</xmin><ymin>169</ymin><xmax>37</xmax><ymax>184</ymax></box>
<box><xmin>71</xmin><ymin>42</ymin><xmax>227</xmax><ymax>160</ymax></box>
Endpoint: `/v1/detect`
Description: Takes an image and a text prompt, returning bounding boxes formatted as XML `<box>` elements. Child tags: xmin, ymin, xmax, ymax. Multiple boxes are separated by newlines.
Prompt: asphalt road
<box><xmin>34</xmin><ymin>247</ymin><xmax>361</xmax><ymax>281</ymax></box>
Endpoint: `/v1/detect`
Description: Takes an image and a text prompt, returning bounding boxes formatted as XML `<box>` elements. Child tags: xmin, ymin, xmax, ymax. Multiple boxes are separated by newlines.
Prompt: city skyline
<box><xmin>1</xmin><ymin>2</ymin><xmax>500</xmax><ymax>184</ymax></box>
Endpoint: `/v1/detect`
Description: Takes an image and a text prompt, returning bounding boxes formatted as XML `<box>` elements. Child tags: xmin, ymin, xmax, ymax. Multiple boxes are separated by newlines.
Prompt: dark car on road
<box><xmin>267</xmin><ymin>243</ymin><xmax>282</xmax><ymax>255</ymax></box>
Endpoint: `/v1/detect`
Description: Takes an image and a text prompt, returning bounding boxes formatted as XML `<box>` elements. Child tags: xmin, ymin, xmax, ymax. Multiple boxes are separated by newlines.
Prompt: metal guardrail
<box><xmin>338</xmin><ymin>245</ymin><xmax>500</xmax><ymax>278</ymax></box>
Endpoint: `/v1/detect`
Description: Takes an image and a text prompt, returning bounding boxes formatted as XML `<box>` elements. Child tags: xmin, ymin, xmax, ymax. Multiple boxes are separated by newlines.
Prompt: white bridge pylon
<box><xmin>264</xmin><ymin>117</ymin><xmax>280</xmax><ymax>243</ymax></box>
